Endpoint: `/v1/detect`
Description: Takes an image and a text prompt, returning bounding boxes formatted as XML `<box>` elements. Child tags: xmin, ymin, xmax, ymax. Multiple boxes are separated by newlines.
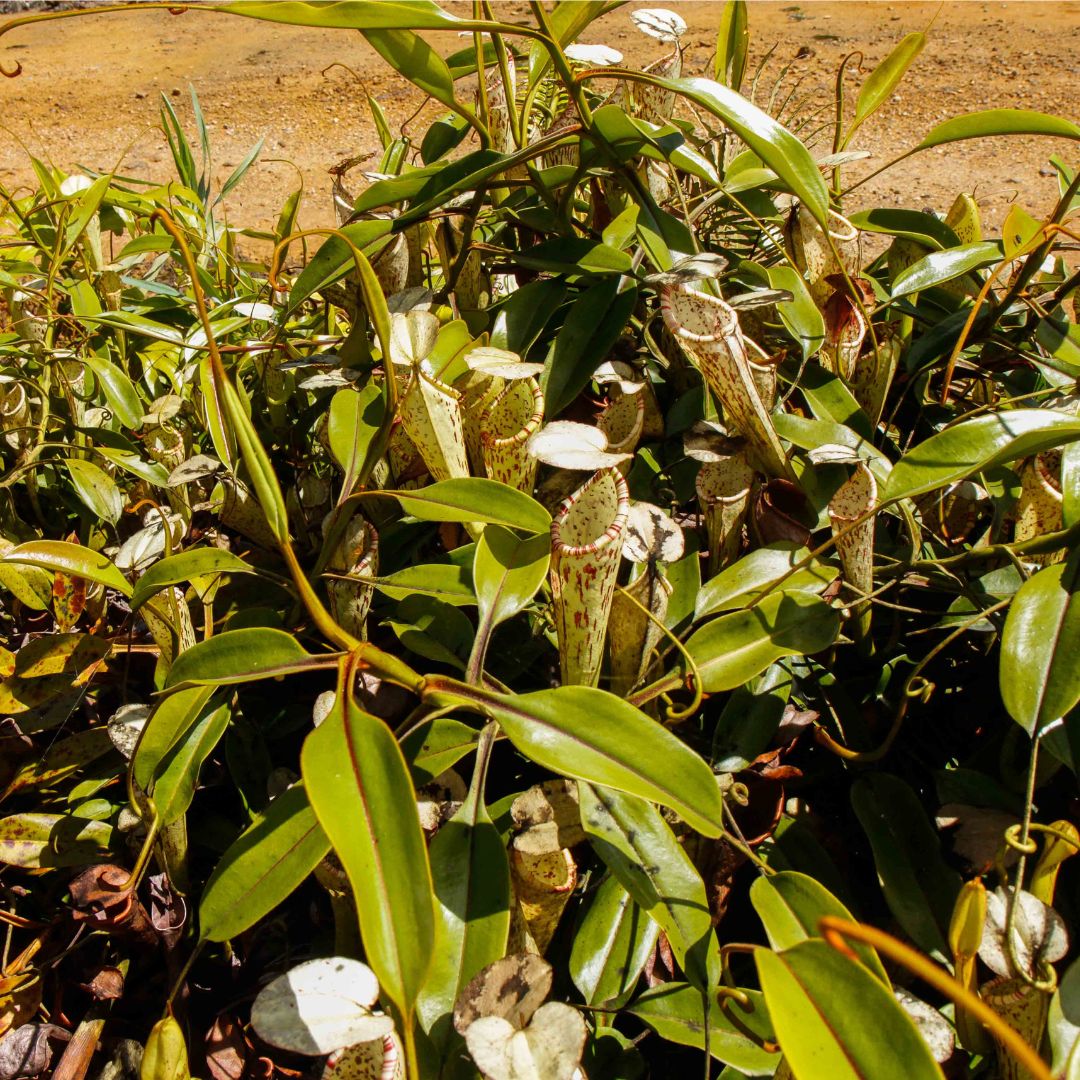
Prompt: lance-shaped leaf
<box><xmin>1000</xmin><ymin>555</ymin><xmax>1080</xmax><ymax>736</ymax></box>
<box><xmin>163</xmin><ymin>628</ymin><xmax>332</xmax><ymax>690</ymax></box>
<box><xmin>750</xmin><ymin>871</ymin><xmax>889</xmax><ymax>984</ymax></box>
<box><xmin>756</xmin><ymin>941</ymin><xmax>944</xmax><ymax>1080</ymax></box>
<box><xmin>696</xmin><ymin>452</ymin><xmax>755</xmax><ymax>574</ymax></box>
<box><xmin>131</xmin><ymin>548</ymin><xmax>257</xmax><ymax>611</ymax></box>
<box><xmin>301</xmin><ymin>660</ymin><xmax>436</xmax><ymax>1020</ymax></box>
<box><xmin>580</xmin><ymin>784</ymin><xmax>721</xmax><ymax>990</ymax></box>
<box><xmin>847</xmin><ymin>31</ymin><xmax>926</xmax><ymax>142</ymax></box>
<box><xmin>628</xmin><ymin>983</ymin><xmax>777</xmax><ymax>1072</ymax></box>
<box><xmin>685</xmin><ymin>590</ymin><xmax>840</xmax><ymax>692</ymax></box>
<box><xmin>474</xmin><ymin>526</ymin><xmax>550</xmax><ymax>635</ymax></box>
<box><xmin>326</xmin><ymin>515</ymin><xmax>378</xmax><ymax>641</ymax></box>
<box><xmin>789</xmin><ymin>206</ymin><xmax>861</xmax><ymax>308</ymax></box>
<box><xmin>915</xmin><ymin>108</ymin><xmax>1080</xmax><ymax>151</ymax></box>
<box><xmin>851</xmin><ymin>773</ymin><xmax>961</xmax><ymax>958</ymax></box>
<box><xmin>2</xmin><ymin>541</ymin><xmax>131</xmax><ymax>597</ymax></box>
<box><xmin>569</xmin><ymin>874</ymin><xmax>658</xmax><ymax>1009</ymax></box>
<box><xmin>199</xmin><ymin>783</ymin><xmax>330</xmax><ymax>942</ymax></box>
<box><xmin>152</xmin><ymin>696</ymin><xmax>232</xmax><ymax>825</ymax></box>
<box><xmin>643</xmin><ymin>75</ymin><xmax>829</xmax><ymax>224</ymax></box>
<box><xmin>0</xmin><ymin>813</ymin><xmax>114</xmax><ymax>868</ymax></box>
<box><xmin>400</xmin><ymin>365</ymin><xmax>469</xmax><ymax>482</ymax></box>
<box><xmin>388</xmin><ymin>478</ymin><xmax>550</xmax><ymax>533</ymax></box>
<box><xmin>418</xmin><ymin>784</ymin><xmax>510</xmax><ymax>1049</ymax></box>
<box><xmin>661</xmin><ymin>284</ymin><xmax>793</xmax><ymax>480</ymax></box>
<box><xmin>829</xmin><ymin>463</ymin><xmax>877</xmax><ymax>636</ymax></box>
<box><xmin>549</xmin><ymin>468</ymin><xmax>629</xmax><ymax>687</ymax></box>
<box><xmin>884</xmin><ymin>409</ymin><xmax>1080</xmax><ymax>501</ymax></box>
<box><xmin>1014</xmin><ymin>451</ymin><xmax>1065</xmax><ymax>567</ymax></box>
<box><xmin>328</xmin><ymin>382</ymin><xmax>386</xmax><ymax>497</ymax></box>
<box><xmin>481</xmin><ymin>377</ymin><xmax>543</xmax><ymax>492</ymax></box>
<box><xmin>424</xmin><ymin>680</ymin><xmax>724</xmax><ymax>837</ymax></box>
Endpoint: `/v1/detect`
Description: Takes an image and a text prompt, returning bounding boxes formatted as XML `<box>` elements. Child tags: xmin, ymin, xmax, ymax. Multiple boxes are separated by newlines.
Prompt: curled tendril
<box><xmin>1003</xmin><ymin>823</ymin><xmax>1039</xmax><ymax>857</ymax></box>
<box><xmin>1</xmin><ymin>59</ymin><xmax>22</xmax><ymax>78</ymax></box>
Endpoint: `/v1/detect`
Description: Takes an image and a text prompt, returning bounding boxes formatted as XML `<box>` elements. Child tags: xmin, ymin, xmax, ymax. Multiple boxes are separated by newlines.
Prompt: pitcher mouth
<box><xmin>551</xmin><ymin>468</ymin><xmax>630</xmax><ymax>558</ymax></box>
<box><xmin>660</xmin><ymin>283</ymin><xmax>739</xmax><ymax>345</ymax></box>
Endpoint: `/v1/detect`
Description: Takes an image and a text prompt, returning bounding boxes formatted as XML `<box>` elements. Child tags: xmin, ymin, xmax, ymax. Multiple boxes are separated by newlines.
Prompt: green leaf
<box><xmin>223</xmin><ymin>379</ymin><xmax>290</xmax><ymax>546</ymax></box>
<box><xmin>80</xmin><ymin>351</ymin><xmax>143</xmax><ymax>429</ymax></box>
<box><xmin>2</xmin><ymin>540</ymin><xmax>131</xmax><ymax>596</ymax></box>
<box><xmin>439</xmin><ymin>682</ymin><xmax>725</xmax><ymax>838</ymax></box>
<box><xmin>473</xmin><ymin>525</ymin><xmax>550</xmax><ymax>631</ymax></box>
<box><xmin>163</xmin><ymin>628</ymin><xmax>325</xmax><ymax>690</ymax></box>
<box><xmin>418</xmin><ymin>785</ymin><xmax>510</xmax><ymax>1047</ymax></box>
<box><xmin>545</xmin><ymin>278</ymin><xmax>638</xmax><ymax>417</ymax></box>
<box><xmin>131</xmin><ymin>548</ymin><xmax>258</xmax><ymax>610</ymax></box>
<box><xmin>849</xmin><ymin>32</ymin><xmax>926</xmax><ymax>139</ymax></box>
<box><xmin>1001</xmin><ymin>555</ymin><xmax>1080</xmax><ymax>735</ymax></box>
<box><xmin>527</xmin><ymin>0</ymin><xmax>607</xmax><ymax>85</ymax></box>
<box><xmin>0</xmin><ymin>813</ymin><xmax>114</xmax><ymax>868</ymax></box>
<box><xmin>365</xmin><ymin>28</ymin><xmax>460</xmax><ymax>113</ymax></box>
<box><xmin>199</xmin><ymin>783</ymin><xmax>330</xmax><ymax>942</ymax></box>
<box><xmin>750</xmin><ymin>871</ymin><xmax>889</xmax><ymax>984</ymax></box>
<box><xmin>916</xmin><ymin>108</ymin><xmax>1080</xmax><ymax>151</ymax></box>
<box><xmin>685</xmin><ymin>591</ymin><xmax>840</xmax><ymax>692</ymax></box>
<box><xmin>81</xmin><ymin>310</ymin><xmax>186</xmax><ymax>345</ymax></box>
<box><xmin>302</xmin><ymin>662</ymin><xmax>436</xmax><ymax>1018</ymax></box>
<box><xmin>884</xmin><ymin>409</ymin><xmax>1080</xmax><ymax>501</ymax></box>
<box><xmin>289</xmin><ymin>219</ymin><xmax>394</xmax><ymax>308</ymax></box>
<box><xmin>514</xmin><ymin>236</ymin><xmax>634</xmax><ymax>277</ymax></box>
<box><xmin>781</xmin><ymin>365</ymin><xmax>874</xmax><ymax>442</ymax></box>
<box><xmin>695</xmin><ymin>547</ymin><xmax>838</xmax><ymax>619</ymax></box>
<box><xmin>219</xmin><ymin>136</ymin><xmax>265</xmax><ymax>200</ymax></box>
<box><xmin>756</xmin><ymin>940</ymin><xmax>944</xmax><ymax>1080</ymax></box>
<box><xmin>580</xmin><ymin>785</ymin><xmax>720</xmax><ymax>991</ymax></box>
<box><xmin>152</xmin><ymin>696</ymin><xmax>232</xmax><ymax>825</ymax></box>
<box><xmin>133</xmin><ymin>685</ymin><xmax>218</xmax><ymax>791</ymax></box>
<box><xmin>714</xmin><ymin>0</ymin><xmax>748</xmax><ymax>90</ymax></box>
<box><xmin>328</xmin><ymin>383</ymin><xmax>386</xmax><ymax>495</ymax></box>
<box><xmin>652</xmin><ymin>76</ymin><xmax>830</xmax><ymax>226</ymax></box>
<box><xmin>388</xmin><ymin>478</ymin><xmax>551</xmax><ymax>533</ymax></box>
<box><xmin>890</xmin><ymin>241</ymin><xmax>1001</xmax><ymax>298</ymax></box>
<box><xmin>374</xmin><ymin>563</ymin><xmax>476</xmax><ymax>606</ymax></box>
<box><xmin>848</xmin><ymin>208</ymin><xmax>959</xmax><ymax>250</ymax></box>
<box><xmin>400</xmin><ymin>717</ymin><xmax>481</xmax><ymax>786</ymax></box>
<box><xmin>628</xmin><ymin>983</ymin><xmax>777</xmax><ymax>1073</ymax></box>
<box><xmin>490</xmin><ymin>279</ymin><xmax>565</xmax><ymax>354</ymax></box>
<box><xmin>65</xmin><ymin>459</ymin><xmax>123</xmax><ymax>525</ymax></box>
<box><xmin>851</xmin><ymin>773</ymin><xmax>961</xmax><ymax>958</ymax></box>
<box><xmin>765</xmin><ymin>264</ymin><xmax>825</xmax><ymax>361</ymax></box>
<box><xmin>772</xmin><ymin>412</ymin><xmax>890</xmax><ymax>475</ymax></box>
<box><xmin>569</xmin><ymin>874</ymin><xmax>659</xmax><ymax>1009</ymax></box>
<box><xmin>220</xmin><ymin>0</ymin><xmax>467</xmax><ymax>30</ymax></box>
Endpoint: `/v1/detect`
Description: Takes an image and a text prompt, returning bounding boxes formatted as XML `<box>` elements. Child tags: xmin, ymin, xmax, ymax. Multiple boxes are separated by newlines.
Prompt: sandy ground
<box><xmin>0</xmin><ymin>1</ymin><xmax>1078</xmax><ymax>244</ymax></box>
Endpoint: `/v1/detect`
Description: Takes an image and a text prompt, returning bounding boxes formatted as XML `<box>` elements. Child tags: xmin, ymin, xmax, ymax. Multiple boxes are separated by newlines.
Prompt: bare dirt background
<box><xmin>1</xmin><ymin>1</ymin><xmax>1078</xmax><ymax>241</ymax></box>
